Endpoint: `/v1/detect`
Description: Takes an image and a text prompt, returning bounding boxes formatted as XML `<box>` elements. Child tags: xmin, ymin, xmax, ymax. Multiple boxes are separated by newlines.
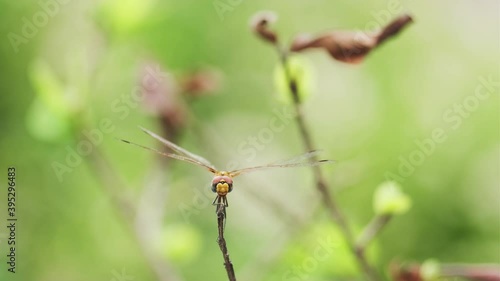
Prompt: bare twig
<box><xmin>355</xmin><ymin>214</ymin><xmax>392</xmax><ymax>254</ymax></box>
<box><xmin>216</xmin><ymin>204</ymin><xmax>237</xmax><ymax>281</ymax></box>
<box><xmin>391</xmin><ymin>261</ymin><xmax>500</xmax><ymax>281</ymax></box>
<box><xmin>275</xmin><ymin>45</ymin><xmax>380</xmax><ymax>281</ymax></box>
<box><xmin>441</xmin><ymin>264</ymin><xmax>500</xmax><ymax>281</ymax></box>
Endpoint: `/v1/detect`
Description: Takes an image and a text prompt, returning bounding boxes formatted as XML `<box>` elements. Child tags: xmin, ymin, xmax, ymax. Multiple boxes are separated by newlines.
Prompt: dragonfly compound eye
<box><xmin>212</xmin><ymin>180</ymin><xmax>233</xmax><ymax>196</ymax></box>
<box><xmin>211</xmin><ymin>175</ymin><xmax>233</xmax><ymax>195</ymax></box>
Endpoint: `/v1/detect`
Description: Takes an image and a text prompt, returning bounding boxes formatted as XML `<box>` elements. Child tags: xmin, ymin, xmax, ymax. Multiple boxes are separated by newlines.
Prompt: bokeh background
<box><xmin>0</xmin><ymin>0</ymin><xmax>498</xmax><ymax>281</ymax></box>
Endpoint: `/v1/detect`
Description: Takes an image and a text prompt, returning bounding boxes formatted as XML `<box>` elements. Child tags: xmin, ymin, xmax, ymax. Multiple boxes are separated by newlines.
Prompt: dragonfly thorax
<box><xmin>211</xmin><ymin>174</ymin><xmax>233</xmax><ymax>196</ymax></box>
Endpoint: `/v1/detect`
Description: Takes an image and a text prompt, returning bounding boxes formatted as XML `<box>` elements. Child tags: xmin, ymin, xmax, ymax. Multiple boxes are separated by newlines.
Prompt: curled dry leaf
<box><xmin>290</xmin><ymin>14</ymin><xmax>413</xmax><ymax>64</ymax></box>
<box><xmin>139</xmin><ymin>62</ymin><xmax>178</xmax><ymax>115</ymax></box>
<box><xmin>138</xmin><ymin>62</ymin><xmax>187</xmax><ymax>140</ymax></box>
<box><xmin>181</xmin><ymin>68</ymin><xmax>223</xmax><ymax>97</ymax></box>
<box><xmin>390</xmin><ymin>261</ymin><xmax>423</xmax><ymax>281</ymax></box>
<box><xmin>250</xmin><ymin>10</ymin><xmax>279</xmax><ymax>44</ymax></box>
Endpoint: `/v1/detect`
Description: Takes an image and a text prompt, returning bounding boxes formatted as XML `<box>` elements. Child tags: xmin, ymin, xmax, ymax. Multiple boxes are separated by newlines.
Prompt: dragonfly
<box><xmin>120</xmin><ymin>127</ymin><xmax>333</xmax><ymax>207</ymax></box>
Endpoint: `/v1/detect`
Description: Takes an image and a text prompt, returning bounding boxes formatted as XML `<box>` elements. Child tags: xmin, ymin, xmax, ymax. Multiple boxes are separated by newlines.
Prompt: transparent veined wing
<box><xmin>229</xmin><ymin>150</ymin><xmax>334</xmax><ymax>177</ymax></box>
<box><xmin>139</xmin><ymin>126</ymin><xmax>217</xmax><ymax>171</ymax></box>
<box><xmin>119</xmin><ymin>139</ymin><xmax>218</xmax><ymax>174</ymax></box>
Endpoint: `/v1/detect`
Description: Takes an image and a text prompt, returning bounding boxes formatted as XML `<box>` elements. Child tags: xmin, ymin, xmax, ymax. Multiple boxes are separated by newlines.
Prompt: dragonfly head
<box><xmin>211</xmin><ymin>172</ymin><xmax>233</xmax><ymax>196</ymax></box>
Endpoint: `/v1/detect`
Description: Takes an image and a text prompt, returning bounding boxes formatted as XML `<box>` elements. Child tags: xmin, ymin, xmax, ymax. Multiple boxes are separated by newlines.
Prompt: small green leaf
<box><xmin>274</xmin><ymin>56</ymin><xmax>315</xmax><ymax>104</ymax></box>
<box><xmin>159</xmin><ymin>224</ymin><xmax>202</xmax><ymax>264</ymax></box>
<box><xmin>420</xmin><ymin>259</ymin><xmax>441</xmax><ymax>281</ymax></box>
<box><xmin>29</xmin><ymin>59</ymin><xmax>69</xmax><ymax>117</ymax></box>
<box><xmin>373</xmin><ymin>181</ymin><xmax>412</xmax><ymax>215</ymax></box>
<box><xmin>25</xmin><ymin>98</ymin><xmax>71</xmax><ymax>142</ymax></box>
<box><xmin>95</xmin><ymin>0</ymin><xmax>157</xmax><ymax>35</ymax></box>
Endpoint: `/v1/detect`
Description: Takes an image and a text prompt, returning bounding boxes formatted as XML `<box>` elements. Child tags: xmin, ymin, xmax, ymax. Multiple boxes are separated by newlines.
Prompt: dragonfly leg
<box><xmin>212</xmin><ymin>195</ymin><xmax>219</xmax><ymax>206</ymax></box>
<box><xmin>212</xmin><ymin>195</ymin><xmax>229</xmax><ymax>207</ymax></box>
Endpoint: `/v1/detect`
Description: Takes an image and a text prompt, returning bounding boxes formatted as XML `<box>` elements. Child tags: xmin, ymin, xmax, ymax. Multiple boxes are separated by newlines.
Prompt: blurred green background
<box><xmin>0</xmin><ymin>0</ymin><xmax>498</xmax><ymax>280</ymax></box>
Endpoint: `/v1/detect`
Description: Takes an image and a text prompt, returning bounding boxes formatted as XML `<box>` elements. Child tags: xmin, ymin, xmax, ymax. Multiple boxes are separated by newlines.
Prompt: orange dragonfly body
<box><xmin>121</xmin><ymin>127</ymin><xmax>333</xmax><ymax>207</ymax></box>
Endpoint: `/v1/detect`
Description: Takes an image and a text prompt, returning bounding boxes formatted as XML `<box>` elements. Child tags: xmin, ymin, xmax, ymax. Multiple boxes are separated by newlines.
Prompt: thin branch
<box><xmin>391</xmin><ymin>262</ymin><xmax>500</xmax><ymax>281</ymax></box>
<box><xmin>441</xmin><ymin>264</ymin><xmax>500</xmax><ymax>281</ymax></box>
<box><xmin>216</xmin><ymin>204</ymin><xmax>237</xmax><ymax>281</ymax></box>
<box><xmin>275</xmin><ymin>44</ymin><xmax>380</xmax><ymax>281</ymax></box>
<box><xmin>355</xmin><ymin>214</ymin><xmax>392</xmax><ymax>254</ymax></box>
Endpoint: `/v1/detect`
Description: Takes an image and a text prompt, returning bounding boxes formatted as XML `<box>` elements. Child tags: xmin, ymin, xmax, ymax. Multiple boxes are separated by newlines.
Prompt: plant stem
<box><xmin>441</xmin><ymin>264</ymin><xmax>500</xmax><ymax>281</ymax></box>
<box><xmin>276</xmin><ymin>45</ymin><xmax>380</xmax><ymax>281</ymax></box>
<box><xmin>356</xmin><ymin>214</ymin><xmax>392</xmax><ymax>253</ymax></box>
<box><xmin>216</xmin><ymin>205</ymin><xmax>237</xmax><ymax>281</ymax></box>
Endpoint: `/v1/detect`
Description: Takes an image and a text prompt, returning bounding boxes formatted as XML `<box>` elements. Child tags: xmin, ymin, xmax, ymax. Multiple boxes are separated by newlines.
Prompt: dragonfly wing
<box><xmin>229</xmin><ymin>151</ymin><xmax>334</xmax><ymax>177</ymax></box>
<box><xmin>272</xmin><ymin>150</ymin><xmax>321</xmax><ymax>165</ymax></box>
<box><xmin>139</xmin><ymin>126</ymin><xmax>217</xmax><ymax>170</ymax></box>
<box><xmin>120</xmin><ymin>139</ymin><xmax>218</xmax><ymax>174</ymax></box>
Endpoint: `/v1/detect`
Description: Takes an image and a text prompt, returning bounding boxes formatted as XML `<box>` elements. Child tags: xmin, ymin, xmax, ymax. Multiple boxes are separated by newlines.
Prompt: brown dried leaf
<box><xmin>138</xmin><ymin>62</ymin><xmax>187</xmax><ymax>138</ymax></box>
<box><xmin>181</xmin><ymin>68</ymin><xmax>223</xmax><ymax>97</ymax></box>
<box><xmin>290</xmin><ymin>14</ymin><xmax>413</xmax><ymax>64</ymax></box>
<box><xmin>250</xmin><ymin>11</ymin><xmax>278</xmax><ymax>44</ymax></box>
<box><xmin>291</xmin><ymin>31</ymin><xmax>375</xmax><ymax>63</ymax></box>
<box><xmin>376</xmin><ymin>14</ymin><xmax>413</xmax><ymax>45</ymax></box>
<box><xmin>390</xmin><ymin>261</ymin><xmax>423</xmax><ymax>281</ymax></box>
